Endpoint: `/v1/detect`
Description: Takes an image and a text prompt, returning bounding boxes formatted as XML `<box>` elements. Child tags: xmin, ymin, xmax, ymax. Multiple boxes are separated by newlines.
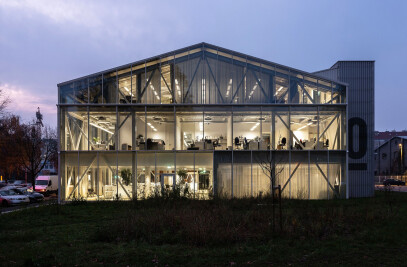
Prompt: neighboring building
<box><xmin>374</xmin><ymin>130</ymin><xmax>407</xmax><ymax>149</ymax></box>
<box><xmin>40</xmin><ymin>157</ymin><xmax>58</xmax><ymax>175</ymax></box>
<box><xmin>375</xmin><ymin>136</ymin><xmax>407</xmax><ymax>176</ymax></box>
<box><xmin>57</xmin><ymin>43</ymin><xmax>374</xmax><ymax>201</ymax></box>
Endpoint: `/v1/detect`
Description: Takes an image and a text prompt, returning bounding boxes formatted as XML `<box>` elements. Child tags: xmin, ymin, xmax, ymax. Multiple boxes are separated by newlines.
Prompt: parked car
<box><xmin>0</xmin><ymin>185</ymin><xmax>19</xmax><ymax>191</ymax></box>
<box><xmin>0</xmin><ymin>182</ymin><xmax>8</xmax><ymax>189</ymax></box>
<box><xmin>34</xmin><ymin>175</ymin><xmax>58</xmax><ymax>195</ymax></box>
<box><xmin>11</xmin><ymin>180</ymin><xmax>26</xmax><ymax>187</ymax></box>
<box><xmin>383</xmin><ymin>179</ymin><xmax>406</xmax><ymax>186</ymax></box>
<box><xmin>0</xmin><ymin>190</ymin><xmax>30</xmax><ymax>206</ymax></box>
<box><xmin>14</xmin><ymin>187</ymin><xmax>44</xmax><ymax>203</ymax></box>
<box><xmin>0</xmin><ymin>195</ymin><xmax>11</xmax><ymax>207</ymax></box>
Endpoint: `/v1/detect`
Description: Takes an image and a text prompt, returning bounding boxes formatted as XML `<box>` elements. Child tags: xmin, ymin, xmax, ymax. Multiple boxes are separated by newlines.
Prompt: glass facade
<box><xmin>58</xmin><ymin>43</ymin><xmax>347</xmax><ymax>200</ymax></box>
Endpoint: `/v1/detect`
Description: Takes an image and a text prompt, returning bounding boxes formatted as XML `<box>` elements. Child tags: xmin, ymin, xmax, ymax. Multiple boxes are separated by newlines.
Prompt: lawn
<box><xmin>1</xmin><ymin>190</ymin><xmax>407</xmax><ymax>266</ymax></box>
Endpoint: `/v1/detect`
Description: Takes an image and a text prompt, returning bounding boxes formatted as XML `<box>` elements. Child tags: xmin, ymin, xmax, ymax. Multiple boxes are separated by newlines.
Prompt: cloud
<box><xmin>0</xmin><ymin>0</ymin><xmax>184</xmax><ymax>46</ymax></box>
<box><xmin>0</xmin><ymin>83</ymin><xmax>56</xmax><ymax>125</ymax></box>
<box><xmin>0</xmin><ymin>0</ymin><xmax>102</xmax><ymax>27</ymax></box>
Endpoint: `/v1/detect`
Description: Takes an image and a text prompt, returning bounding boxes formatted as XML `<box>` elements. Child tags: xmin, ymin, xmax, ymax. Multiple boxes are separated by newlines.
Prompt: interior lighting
<box><xmin>90</xmin><ymin>122</ymin><xmax>114</xmax><ymax>135</ymax></box>
<box><xmin>202</xmin><ymin>79</ymin><xmax>206</xmax><ymax>102</ymax></box>
<box><xmin>297</xmin><ymin>122</ymin><xmax>313</xmax><ymax>131</ymax></box>
<box><xmin>274</xmin><ymin>86</ymin><xmax>284</xmax><ymax>96</ymax></box>
<box><xmin>248</xmin><ymin>79</ymin><xmax>260</xmax><ymax>99</ymax></box>
<box><xmin>175</xmin><ymin>79</ymin><xmax>181</xmax><ymax>96</ymax></box>
<box><xmin>149</xmin><ymin>84</ymin><xmax>160</xmax><ymax>100</ymax></box>
<box><xmin>147</xmin><ymin>122</ymin><xmax>158</xmax><ymax>132</ymax></box>
<box><xmin>250</xmin><ymin>122</ymin><xmax>260</xmax><ymax>131</ymax></box>
<box><xmin>226</xmin><ymin>78</ymin><xmax>233</xmax><ymax>97</ymax></box>
<box><xmin>124</xmin><ymin>86</ymin><xmax>134</xmax><ymax>96</ymax></box>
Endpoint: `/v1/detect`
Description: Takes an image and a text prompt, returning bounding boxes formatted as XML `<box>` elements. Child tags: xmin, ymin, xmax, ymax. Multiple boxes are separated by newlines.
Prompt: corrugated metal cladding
<box><xmin>312</xmin><ymin>68</ymin><xmax>339</xmax><ymax>82</ymax></box>
<box><xmin>315</xmin><ymin>61</ymin><xmax>375</xmax><ymax>198</ymax></box>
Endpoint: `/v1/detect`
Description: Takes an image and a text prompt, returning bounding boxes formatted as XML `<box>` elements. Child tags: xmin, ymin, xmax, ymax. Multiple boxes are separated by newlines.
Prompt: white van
<box><xmin>34</xmin><ymin>175</ymin><xmax>58</xmax><ymax>195</ymax></box>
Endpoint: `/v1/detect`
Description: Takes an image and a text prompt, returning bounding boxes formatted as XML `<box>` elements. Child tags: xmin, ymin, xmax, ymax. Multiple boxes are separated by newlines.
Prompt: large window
<box><xmin>145</xmin><ymin>108</ymin><xmax>175</xmax><ymax>151</ymax></box>
<box><xmin>233</xmin><ymin>107</ymin><xmax>264</xmax><ymax>151</ymax></box>
<box><xmin>89</xmin><ymin>107</ymin><xmax>116</xmax><ymax>151</ymax></box>
<box><xmin>60</xmin><ymin>44</ymin><xmax>346</xmax><ymax>105</ymax></box>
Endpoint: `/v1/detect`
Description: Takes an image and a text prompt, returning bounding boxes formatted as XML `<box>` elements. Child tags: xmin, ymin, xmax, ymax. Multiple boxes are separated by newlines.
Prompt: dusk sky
<box><xmin>0</xmin><ymin>0</ymin><xmax>406</xmax><ymax>131</ymax></box>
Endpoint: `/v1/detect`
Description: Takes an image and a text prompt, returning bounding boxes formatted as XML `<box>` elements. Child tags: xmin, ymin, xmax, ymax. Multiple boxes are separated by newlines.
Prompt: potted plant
<box><xmin>120</xmin><ymin>168</ymin><xmax>132</xmax><ymax>186</ymax></box>
<box><xmin>177</xmin><ymin>169</ymin><xmax>188</xmax><ymax>184</ymax></box>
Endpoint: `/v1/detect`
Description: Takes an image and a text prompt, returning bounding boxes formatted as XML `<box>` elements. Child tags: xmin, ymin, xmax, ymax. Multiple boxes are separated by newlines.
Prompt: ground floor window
<box><xmin>60</xmin><ymin>150</ymin><xmax>346</xmax><ymax>201</ymax></box>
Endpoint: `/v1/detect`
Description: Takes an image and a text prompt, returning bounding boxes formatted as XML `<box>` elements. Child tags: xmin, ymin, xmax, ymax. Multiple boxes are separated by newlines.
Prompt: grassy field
<box><xmin>1</xmin><ymin>190</ymin><xmax>407</xmax><ymax>266</ymax></box>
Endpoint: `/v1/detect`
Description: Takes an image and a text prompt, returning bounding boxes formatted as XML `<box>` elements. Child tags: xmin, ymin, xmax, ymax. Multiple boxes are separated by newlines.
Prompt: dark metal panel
<box><xmin>312</xmin><ymin>68</ymin><xmax>338</xmax><ymax>82</ymax></box>
<box><xmin>337</xmin><ymin>61</ymin><xmax>375</xmax><ymax>198</ymax></box>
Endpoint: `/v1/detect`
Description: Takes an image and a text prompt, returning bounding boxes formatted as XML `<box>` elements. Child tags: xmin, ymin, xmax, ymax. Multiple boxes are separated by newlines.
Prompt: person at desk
<box><xmin>277</xmin><ymin>137</ymin><xmax>286</xmax><ymax>150</ymax></box>
<box><xmin>243</xmin><ymin>137</ymin><xmax>248</xmax><ymax>150</ymax></box>
<box><xmin>234</xmin><ymin>137</ymin><xmax>241</xmax><ymax>150</ymax></box>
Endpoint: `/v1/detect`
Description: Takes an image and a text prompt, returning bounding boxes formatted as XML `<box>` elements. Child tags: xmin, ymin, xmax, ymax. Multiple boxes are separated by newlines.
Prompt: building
<box><xmin>57</xmin><ymin>43</ymin><xmax>374</xmax><ymax>201</ymax></box>
<box><xmin>375</xmin><ymin>136</ymin><xmax>406</xmax><ymax>176</ymax></box>
<box><xmin>374</xmin><ymin>130</ymin><xmax>407</xmax><ymax>149</ymax></box>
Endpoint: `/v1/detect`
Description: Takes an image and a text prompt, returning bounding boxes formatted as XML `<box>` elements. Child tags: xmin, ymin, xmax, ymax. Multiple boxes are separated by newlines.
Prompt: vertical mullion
<box><xmin>96</xmin><ymin>151</ymin><xmax>99</xmax><ymax>201</ymax></box>
<box><xmin>130</xmin><ymin>65</ymin><xmax>133</xmax><ymax>104</ymax></box>
<box><xmin>159</xmin><ymin>59</ymin><xmax>162</xmax><ymax>104</ymax></box>
<box><xmin>260</xmin><ymin>106</ymin><xmax>263</xmax><ymax>142</ymax></box>
<box><xmin>327</xmin><ymin>150</ymin><xmax>330</xmax><ymax>199</ymax></box>
<box><xmin>317</xmin><ymin>106</ymin><xmax>320</xmax><ymax>150</ymax></box>
<box><xmin>155</xmin><ymin>151</ymin><xmax>157</xmax><ymax>195</ymax></box>
<box><xmin>251</xmin><ymin>150</ymin><xmax>253</xmax><ymax>197</ymax></box>
<box><xmin>144</xmin><ymin>106</ymin><xmax>147</xmax><ymax>150</ymax></box>
<box><xmin>231</xmin><ymin>107</ymin><xmax>234</xmax><ymax>198</ymax></box>
<box><xmin>308</xmin><ymin>150</ymin><xmax>311</xmax><ymax>199</ymax></box>
<box><xmin>174</xmin><ymin>106</ymin><xmax>176</xmax><ymax>151</ymax></box>
<box><xmin>288</xmin><ymin>106</ymin><xmax>291</xmax><ymax>149</ymax></box>
<box><xmin>289</xmin><ymin>150</ymin><xmax>291</xmax><ymax>199</ymax></box>
<box><xmin>87</xmin><ymin>106</ymin><xmax>90</xmax><ymax>151</ymax></box>
<box><xmin>144</xmin><ymin>62</ymin><xmax>147</xmax><ymax>104</ymax></box>
<box><xmin>77</xmin><ymin>150</ymin><xmax>80</xmax><ymax>198</ymax></box>
<box><xmin>116</xmin><ymin>70</ymin><xmax>118</xmax><ymax>104</ymax></box>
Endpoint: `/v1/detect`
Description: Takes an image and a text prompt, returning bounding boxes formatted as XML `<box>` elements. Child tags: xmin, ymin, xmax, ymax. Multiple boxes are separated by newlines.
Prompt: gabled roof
<box><xmin>375</xmin><ymin>136</ymin><xmax>407</xmax><ymax>151</ymax></box>
<box><xmin>58</xmin><ymin>42</ymin><xmax>348</xmax><ymax>87</ymax></box>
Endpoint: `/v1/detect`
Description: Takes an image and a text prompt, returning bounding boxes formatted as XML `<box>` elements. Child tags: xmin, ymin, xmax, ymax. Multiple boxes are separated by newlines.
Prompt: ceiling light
<box><xmin>90</xmin><ymin>122</ymin><xmax>114</xmax><ymax>135</ymax></box>
<box><xmin>248</xmin><ymin>80</ymin><xmax>260</xmax><ymax>99</ymax></box>
<box><xmin>250</xmin><ymin>122</ymin><xmax>260</xmax><ymax>131</ymax></box>
<box><xmin>274</xmin><ymin>86</ymin><xmax>284</xmax><ymax>96</ymax></box>
<box><xmin>226</xmin><ymin>79</ymin><xmax>233</xmax><ymax>97</ymax></box>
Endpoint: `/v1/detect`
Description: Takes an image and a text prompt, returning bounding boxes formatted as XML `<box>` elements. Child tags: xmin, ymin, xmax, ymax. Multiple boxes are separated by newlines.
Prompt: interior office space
<box><xmin>58</xmin><ymin>43</ymin><xmax>374</xmax><ymax>201</ymax></box>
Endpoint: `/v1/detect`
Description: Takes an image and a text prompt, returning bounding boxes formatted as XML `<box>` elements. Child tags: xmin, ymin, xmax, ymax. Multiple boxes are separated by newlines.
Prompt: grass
<box><xmin>1</xmin><ymin>190</ymin><xmax>407</xmax><ymax>266</ymax></box>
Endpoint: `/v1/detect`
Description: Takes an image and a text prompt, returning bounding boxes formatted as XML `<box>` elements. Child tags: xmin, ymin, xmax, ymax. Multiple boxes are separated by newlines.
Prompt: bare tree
<box><xmin>0</xmin><ymin>88</ymin><xmax>10</xmax><ymax>116</ymax></box>
<box><xmin>17</xmin><ymin>123</ymin><xmax>58</xmax><ymax>191</ymax></box>
<box><xmin>256</xmin><ymin>152</ymin><xmax>285</xmax><ymax>232</ymax></box>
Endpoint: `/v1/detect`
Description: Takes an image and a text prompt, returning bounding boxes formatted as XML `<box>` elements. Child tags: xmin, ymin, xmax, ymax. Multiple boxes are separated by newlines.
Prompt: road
<box><xmin>375</xmin><ymin>185</ymin><xmax>407</xmax><ymax>193</ymax></box>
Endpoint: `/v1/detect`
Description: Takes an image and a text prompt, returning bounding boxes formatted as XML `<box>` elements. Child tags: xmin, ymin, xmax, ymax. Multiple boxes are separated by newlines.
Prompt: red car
<box><xmin>0</xmin><ymin>196</ymin><xmax>11</xmax><ymax>207</ymax></box>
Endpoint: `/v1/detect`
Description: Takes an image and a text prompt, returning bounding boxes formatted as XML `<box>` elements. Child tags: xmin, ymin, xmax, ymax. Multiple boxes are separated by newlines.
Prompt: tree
<box><xmin>17</xmin><ymin>123</ymin><xmax>58</xmax><ymax>191</ymax></box>
<box><xmin>0</xmin><ymin>115</ymin><xmax>24</xmax><ymax>181</ymax></box>
<box><xmin>256</xmin><ymin>152</ymin><xmax>285</xmax><ymax>232</ymax></box>
<box><xmin>0</xmin><ymin>87</ymin><xmax>10</xmax><ymax>116</ymax></box>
